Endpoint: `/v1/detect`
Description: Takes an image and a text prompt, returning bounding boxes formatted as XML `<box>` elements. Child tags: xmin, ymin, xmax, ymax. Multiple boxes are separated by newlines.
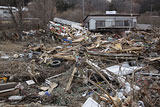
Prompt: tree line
<box><xmin>110</xmin><ymin>0</ymin><xmax>160</xmax><ymax>15</ymax></box>
<box><xmin>0</xmin><ymin>0</ymin><xmax>159</xmax><ymax>15</ymax></box>
<box><xmin>0</xmin><ymin>0</ymin><xmax>159</xmax><ymax>40</ymax></box>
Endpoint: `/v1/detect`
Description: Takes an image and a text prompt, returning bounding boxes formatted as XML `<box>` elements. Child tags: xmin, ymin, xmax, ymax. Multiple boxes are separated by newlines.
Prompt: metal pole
<box><xmin>130</xmin><ymin>0</ymin><xmax>133</xmax><ymax>14</ymax></box>
<box><xmin>82</xmin><ymin>0</ymin><xmax>85</xmax><ymax>19</ymax></box>
<box><xmin>129</xmin><ymin>0</ymin><xmax>133</xmax><ymax>31</ymax></box>
<box><xmin>150</xmin><ymin>4</ymin><xmax>153</xmax><ymax>26</ymax></box>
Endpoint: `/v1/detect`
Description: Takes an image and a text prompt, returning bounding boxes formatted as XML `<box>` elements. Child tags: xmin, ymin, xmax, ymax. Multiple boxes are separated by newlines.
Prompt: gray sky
<box><xmin>107</xmin><ymin>0</ymin><xmax>112</xmax><ymax>2</ymax></box>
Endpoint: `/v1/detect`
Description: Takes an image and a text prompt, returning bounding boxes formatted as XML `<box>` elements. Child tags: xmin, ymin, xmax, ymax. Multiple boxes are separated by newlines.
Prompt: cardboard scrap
<box><xmin>111</xmin><ymin>43</ymin><xmax>123</xmax><ymax>50</ymax></box>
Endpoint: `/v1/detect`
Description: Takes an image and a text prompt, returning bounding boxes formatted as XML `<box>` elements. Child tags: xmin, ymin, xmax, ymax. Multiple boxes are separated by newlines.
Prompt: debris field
<box><xmin>0</xmin><ymin>18</ymin><xmax>160</xmax><ymax>107</ymax></box>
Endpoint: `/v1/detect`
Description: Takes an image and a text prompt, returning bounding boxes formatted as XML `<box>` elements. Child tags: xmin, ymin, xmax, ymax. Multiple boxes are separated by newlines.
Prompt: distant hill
<box><xmin>0</xmin><ymin>0</ymin><xmax>32</xmax><ymax>7</ymax></box>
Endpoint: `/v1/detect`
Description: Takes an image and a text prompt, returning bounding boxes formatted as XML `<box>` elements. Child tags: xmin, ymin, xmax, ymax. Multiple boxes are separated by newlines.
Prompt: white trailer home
<box><xmin>83</xmin><ymin>14</ymin><xmax>139</xmax><ymax>31</ymax></box>
<box><xmin>0</xmin><ymin>6</ymin><xmax>17</xmax><ymax>18</ymax></box>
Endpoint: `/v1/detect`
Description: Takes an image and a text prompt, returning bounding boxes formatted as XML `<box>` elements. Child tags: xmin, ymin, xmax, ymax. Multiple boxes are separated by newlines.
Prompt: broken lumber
<box><xmin>0</xmin><ymin>82</ymin><xmax>20</xmax><ymax>97</ymax></box>
<box><xmin>87</xmin><ymin>51</ymin><xmax>137</xmax><ymax>57</ymax></box>
<box><xmin>146</xmin><ymin>57</ymin><xmax>160</xmax><ymax>61</ymax></box>
<box><xmin>52</xmin><ymin>54</ymin><xmax>76</xmax><ymax>61</ymax></box>
<box><xmin>72</xmin><ymin>37</ymin><xmax>85</xmax><ymax>43</ymax></box>
<box><xmin>65</xmin><ymin>67</ymin><xmax>77</xmax><ymax>91</ymax></box>
<box><xmin>113</xmin><ymin>47</ymin><xmax>144</xmax><ymax>53</ymax></box>
<box><xmin>88</xmin><ymin>79</ymin><xmax>117</xmax><ymax>107</ymax></box>
<box><xmin>86</xmin><ymin>60</ymin><xmax>115</xmax><ymax>92</ymax></box>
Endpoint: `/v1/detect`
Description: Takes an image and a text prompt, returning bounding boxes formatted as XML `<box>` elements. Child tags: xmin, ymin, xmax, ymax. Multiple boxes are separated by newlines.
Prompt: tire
<box><xmin>49</xmin><ymin>60</ymin><xmax>61</xmax><ymax>67</ymax></box>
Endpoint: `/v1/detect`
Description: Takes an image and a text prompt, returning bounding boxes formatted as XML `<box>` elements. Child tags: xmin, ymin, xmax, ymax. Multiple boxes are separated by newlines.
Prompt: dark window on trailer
<box><xmin>126</xmin><ymin>19</ymin><xmax>134</xmax><ymax>27</ymax></box>
<box><xmin>3</xmin><ymin>11</ymin><xmax>9</xmax><ymax>14</ymax></box>
<box><xmin>124</xmin><ymin>20</ymin><xmax>129</xmax><ymax>26</ymax></box>
<box><xmin>115</xmin><ymin>20</ymin><xmax>123</xmax><ymax>26</ymax></box>
<box><xmin>96</xmin><ymin>20</ymin><xmax>105</xmax><ymax>28</ymax></box>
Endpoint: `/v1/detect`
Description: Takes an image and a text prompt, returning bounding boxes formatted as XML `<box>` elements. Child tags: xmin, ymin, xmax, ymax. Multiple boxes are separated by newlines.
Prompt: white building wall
<box><xmin>87</xmin><ymin>16</ymin><xmax>137</xmax><ymax>30</ymax></box>
<box><xmin>89</xmin><ymin>19</ymin><xmax>96</xmax><ymax>30</ymax></box>
<box><xmin>0</xmin><ymin>9</ymin><xmax>3</xmax><ymax>15</ymax></box>
<box><xmin>0</xmin><ymin>7</ymin><xmax>17</xmax><ymax>18</ymax></box>
<box><xmin>105</xmin><ymin>18</ymin><xmax>115</xmax><ymax>27</ymax></box>
<box><xmin>0</xmin><ymin>9</ymin><xmax>11</xmax><ymax>18</ymax></box>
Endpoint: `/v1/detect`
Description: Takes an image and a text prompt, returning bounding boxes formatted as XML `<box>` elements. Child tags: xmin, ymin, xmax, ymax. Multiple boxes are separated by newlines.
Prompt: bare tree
<box><xmin>56</xmin><ymin>8</ymin><xmax>83</xmax><ymax>22</ymax></box>
<box><xmin>111</xmin><ymin>0</ymin><xmax>140</xmax><ymax>14</ymax></box>
<box><xmin>56</xmin><ymin>0</ymin><xmax>110</xmax><ymax>22</ymax></box>
<box><xmin>29</xmin><ymin>0</ymin><xmax>58</xmax><ymax>29</ymax></box>
<box><xmin>8</xmin><ymin>0</ymin><xmax>24</xmax><ymax>40</ymax></box>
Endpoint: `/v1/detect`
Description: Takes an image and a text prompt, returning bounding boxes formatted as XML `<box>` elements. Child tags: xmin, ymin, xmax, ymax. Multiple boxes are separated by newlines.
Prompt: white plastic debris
<box><xmin>82</xmin><ymin>97</ymin><xmax>101</xmax><ymax>107</ymax></box>
<box><xmin>56</xmin><ymin>46</ymin><xmax>63</xmax><ymax>49</ymax></box>
<box><xmin>133</xmin><ymin>85</ymin><xmax>140</xmax><ymax>91</ymax></box>
<box><xmin>106</xmin><ymin>62</ymin><xmax>142</xmax><ymax>76</ymax></box>
<box><xmin>26</xmin><ymin>80</ymin><xmax>35</xmax><ymax>85</ymax></box>
<box><xmin>8</xmin><ymin>96</ymin><xmax>23</xmax><ymax>100</ymax></box>
<box><xmin>125</xmin><ymin>82</ymin><xmax>140</xmax><ymax>94</ymax></box>
<box><xmin>125</xmin><ymin>30</ymin><xmax>132</xmax><ymax>34</ymax></box>
<box><xmin>28</xmin><ymin>53</ymin><xmax>33</xmax><ymax>59</ymax></box>
<box><xmin>39</xmin><ymin>91</ymin><xmax>45</xmax><ymax>96</ymax></box>
<box><xmin>117</xmin><ymin>76</ymin><xmax>126</xmax><ymax>84</ymax></box>
<box><xmin>1</xmin><ymin>55</ymin><xmax>9</xmax><ymax>59</ymax></box>
<box><xmin>125</xmin><ymin>82</ymin><xmax>132</xmax><ymax>94</ymax></box>
<box><xmin>19</xmin><ymin>54</ymin><xmax>24</xmax><ymax>57</ymax></box>
<box><xmin>117</xmin><ymin>92</ymin><xmax>126</xmax><ymax>100</ymax></box>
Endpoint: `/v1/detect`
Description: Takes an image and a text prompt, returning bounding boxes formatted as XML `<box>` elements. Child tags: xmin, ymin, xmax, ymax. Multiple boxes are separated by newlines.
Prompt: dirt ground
<box><xmin>0</xmin><ymin>37</ymin><xmax>84</xmax><ymax>106</ymax></box>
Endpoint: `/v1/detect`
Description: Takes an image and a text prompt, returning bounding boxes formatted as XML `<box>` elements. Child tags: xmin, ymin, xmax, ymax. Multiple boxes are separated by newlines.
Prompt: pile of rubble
<box><xmin>0</xmin><ymin>18</ymin><xmax>160</xmax><ymax>107</ymax></box>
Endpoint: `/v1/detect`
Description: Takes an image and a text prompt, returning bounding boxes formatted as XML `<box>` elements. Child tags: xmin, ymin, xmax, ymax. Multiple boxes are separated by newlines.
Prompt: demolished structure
<box><xmin>0</xmin><ymin>17</ymin><xmax>160</xmax><ymax>107</ymax></box>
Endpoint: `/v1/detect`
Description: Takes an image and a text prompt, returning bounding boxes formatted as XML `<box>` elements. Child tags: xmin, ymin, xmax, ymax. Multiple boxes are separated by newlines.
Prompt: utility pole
<box><xmin>82</xmin><ymin>0</ymin><xmax>85</xmax><ymax>19</ymax></box>
<box><xmin>150</xmin><ymin>4</ymin><xmax>153</xmax><ymax>26</ymax></box>
<box><xmin>129</xmin><ymin>0</ymin><xmax>133</xmax><ymax>31</ymax></box>
<box><xmin>43</xmin><ymin>0</ymin><xmax>46</xmax><ymax>29</ymax></box>
<box><xmin>130</xmin><ymin>0</ymin><xmax>133</xmax><ymax>15</ymax></box>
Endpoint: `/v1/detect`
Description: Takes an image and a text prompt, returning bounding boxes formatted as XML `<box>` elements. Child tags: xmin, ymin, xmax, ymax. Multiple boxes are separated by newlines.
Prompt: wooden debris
<box><xmin>86</xmin><ymin>60</ymin><xmax>116</xmax><ymax>92</ymax></box>
<box><xmin>0</xmin><ymin>82</ymin><xmax>20</xmax><ymax>97</ymax></box>
<box><xmin>146</xmin><ymin>57</ymin><xmax>160</xmax><ymax>61</ymax></box>
<box><xmin>87</xmin><ymin>51</ymin><xmax>137</xmax><ymax>57</ymax></box>
<box><xmin>88</xmin><ymin>79</ymin><xmax>117</xmax><ymax>107</ymax></box>
<box><xmin>52</xmin><ymin>54</ymin><xmax>76</xmax><ymax>61</ymax></box>
<box><xmin>100</xmin><ymin>95</ymin><xmax>121</xmax><ymax>106</ymax></box>
<box><xmin>48</xmin><ymin>82</ymin><xmax>58</xmax><ymax>93</ymax></box>
<box><xmin>65</xmin><ymin>67</ymin><xmax>77</xmax><ymax>91</ymax></box>
<box><xmin>72</xmin><ymin>37</ymin><xmax>85</xmax><ymax>43</ymax></box>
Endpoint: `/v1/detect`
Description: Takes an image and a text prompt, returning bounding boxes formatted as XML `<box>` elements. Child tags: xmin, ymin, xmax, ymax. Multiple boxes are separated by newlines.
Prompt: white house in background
<box><xmin>0</xmin><ymin>6</ymin><xmax>29</xmax><ymax>19</ymax></box>
<box><xmin>0</xmin><ymin>6</ymin><xmax>17</xmax><ymax>18</ymax></box>
<box><xmin>83</xmin><ymin>13</ymin><xmax>139</xmax><ymax>31</ymax></box>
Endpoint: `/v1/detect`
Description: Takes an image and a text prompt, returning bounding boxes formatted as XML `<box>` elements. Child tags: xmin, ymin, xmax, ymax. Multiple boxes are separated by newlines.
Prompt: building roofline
<box><xmin>0</xmin><ymin>6</ymin><xmax>17</xmax><ymax>10</ymax></box>
<box><xmin>83</xmin><ymin>14</ymin><xmax>140</xmax><ymax>22</ymax></box>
